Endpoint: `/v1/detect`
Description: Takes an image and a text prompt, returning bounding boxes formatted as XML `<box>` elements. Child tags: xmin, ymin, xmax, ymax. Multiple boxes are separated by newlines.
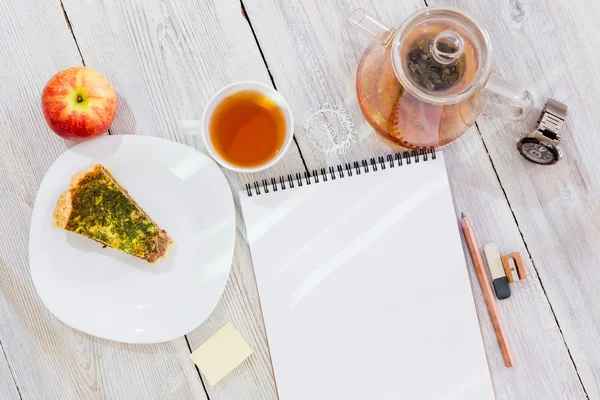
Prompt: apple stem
<box><xmin>76</xmin><ymin>95</ymin><xmax>83</xmax><ymax>103</ymax></box>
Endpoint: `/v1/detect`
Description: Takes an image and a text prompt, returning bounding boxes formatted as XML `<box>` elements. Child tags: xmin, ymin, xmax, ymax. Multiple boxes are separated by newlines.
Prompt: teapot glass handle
<box><xmin>348</xmin><ymin>9</ymin><xmax>394</xmax><ymax>45</ymax></box>
<box><xmin>482</xmin><ymin>74</ymin><xmax>533</xmax><ymax>121</ymax></box>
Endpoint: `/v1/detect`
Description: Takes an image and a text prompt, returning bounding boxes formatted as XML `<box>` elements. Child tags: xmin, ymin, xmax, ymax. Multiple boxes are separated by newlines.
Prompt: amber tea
<box><xmin>350</xmin><ymin>6</ymin><xmax>533</xmax><ymax>149</ymax></box>
<box><xmin>209</xmin><ymin>90</ymin><xmax>286</xmax><ymax>168</ymax></box>
<box><xmin>356</xmin><ymin>20</ymin><xmax>484</xmax><ymax>149</ymax></box>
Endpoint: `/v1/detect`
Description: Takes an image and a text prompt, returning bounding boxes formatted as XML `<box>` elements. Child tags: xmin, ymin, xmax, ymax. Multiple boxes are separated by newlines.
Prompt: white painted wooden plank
<box><xmin>0</xmin><ymin>345</ymin><xmax>19</xmax><ymax>400</ymax></box>
<box><xmin>181</xmin><ymin>200</ymin><xmax>278</xmax><ymax>399</ymax></box>
<box><xmin>59</xmin><ymin>0</ymin><xmax>305</xmax><ymax>398</ymax></box>
<box><xmin>444</xmin><ymin>136</ymin><xmax>586</xmax><ymax>400</ymax></box>
<box><xmin>241</xmin><ymin>0</ymin><xmax>587</xmax><ymax>398</ymax></box>
<box><xmin>428</xmin><ymin>0</ymin><xmax>600</xmax><ymax>397</ymax></box>
<box><xmin>0</xmin><ymin>1</ymin><xmax>206</xmax><ymax>399</ymax></box>
<box><xmin>60</xmin><ymin>0</ymin><xmax>305</xmax><ymax>188</ymax></box>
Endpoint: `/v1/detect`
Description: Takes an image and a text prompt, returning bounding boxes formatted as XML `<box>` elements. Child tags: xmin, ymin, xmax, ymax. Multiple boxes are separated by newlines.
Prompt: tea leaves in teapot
<box><xmin>407</xmin><ymin>37</ymin><xmax>463</xmax><ymax>91</ymax></box>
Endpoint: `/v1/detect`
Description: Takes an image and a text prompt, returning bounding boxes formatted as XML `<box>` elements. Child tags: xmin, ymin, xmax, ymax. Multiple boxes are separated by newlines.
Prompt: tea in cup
<box><xmin>183</xmin><ymin>81</ymin><xmax>294</xmax><ymax>173</ymax></box>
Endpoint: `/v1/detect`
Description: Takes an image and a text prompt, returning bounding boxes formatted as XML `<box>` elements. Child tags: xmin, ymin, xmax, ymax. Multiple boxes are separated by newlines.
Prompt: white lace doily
<box><xmin>304</xmin><ymin>103</ymin><xmax>357</xmax><ymax>159</ymax></box>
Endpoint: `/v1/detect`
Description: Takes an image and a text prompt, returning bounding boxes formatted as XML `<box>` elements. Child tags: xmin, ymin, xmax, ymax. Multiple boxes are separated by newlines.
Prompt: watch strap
<box><xmin>537</xmin><ymin>98</ymin><xmax>567</xmax><ymax>141</ymax></box>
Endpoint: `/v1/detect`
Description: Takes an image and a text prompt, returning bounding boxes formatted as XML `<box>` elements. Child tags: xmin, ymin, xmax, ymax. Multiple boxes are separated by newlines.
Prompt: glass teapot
<box><xmin>348</xmin><ymin>6</ymin><xmax>533</xmax><ymax>149</ymax></box>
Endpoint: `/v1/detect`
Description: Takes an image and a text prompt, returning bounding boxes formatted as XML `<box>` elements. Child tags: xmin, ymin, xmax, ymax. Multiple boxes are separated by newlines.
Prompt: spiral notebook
<box><xmin>240</xmin><ymin>151</ymin><xmax>495</xmax><ymax>400</ymax></box>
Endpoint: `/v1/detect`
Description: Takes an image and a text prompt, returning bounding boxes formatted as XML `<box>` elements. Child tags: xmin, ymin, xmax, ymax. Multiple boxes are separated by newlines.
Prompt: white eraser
<box><xmin>190</xmin><ymin>323</ymin><xmax>254</xmax><ymax>386</ymax></box>
<box><xmin>483</xmin><ymin>243</ymin><xmax>505</xmax><ymax>280</ymax></box>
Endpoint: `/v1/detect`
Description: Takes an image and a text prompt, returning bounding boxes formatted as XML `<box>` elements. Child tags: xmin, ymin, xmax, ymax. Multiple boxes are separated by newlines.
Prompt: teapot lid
<box><xmin>392</xmin><ymin>6</ymin><xmax>492</xmax><ymax>104</ymax></box>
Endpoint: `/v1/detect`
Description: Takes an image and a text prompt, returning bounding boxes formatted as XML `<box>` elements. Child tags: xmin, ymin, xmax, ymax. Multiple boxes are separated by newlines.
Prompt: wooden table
<box><xmin>1</xmin><ymin>0</ymin><xmax>598</xmax><ymax>399</ymax></box>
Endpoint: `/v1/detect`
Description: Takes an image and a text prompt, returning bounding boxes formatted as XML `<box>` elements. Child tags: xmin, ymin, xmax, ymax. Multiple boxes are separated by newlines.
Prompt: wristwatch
<box><xmin>517</xmin><ymin>99</ymin><xmax>567</xmax><ymax>165</ymax></box>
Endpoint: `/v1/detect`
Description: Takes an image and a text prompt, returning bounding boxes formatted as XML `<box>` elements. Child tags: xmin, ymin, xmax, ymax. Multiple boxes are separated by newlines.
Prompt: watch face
<box><xmin>518</xmin><ymin>139</ymin><xmax>558</xmax><ymax>165</ymax></box>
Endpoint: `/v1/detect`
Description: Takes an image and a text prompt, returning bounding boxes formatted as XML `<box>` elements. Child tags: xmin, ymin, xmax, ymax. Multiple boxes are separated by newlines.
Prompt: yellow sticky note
<box><xmin>190</xmin><ymin>323</ymin><xmax>254</xmax><ymax>386</ymax></box>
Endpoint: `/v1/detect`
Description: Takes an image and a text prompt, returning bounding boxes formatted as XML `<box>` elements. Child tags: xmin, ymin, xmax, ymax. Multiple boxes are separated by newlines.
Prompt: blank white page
<box><xmin>240</xmin><ymin>153</ymin><xmax>495</xmax><ymax>400</ymax></box>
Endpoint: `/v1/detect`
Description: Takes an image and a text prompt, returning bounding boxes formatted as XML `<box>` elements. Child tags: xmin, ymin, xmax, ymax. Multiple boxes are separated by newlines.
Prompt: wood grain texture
<box><xmin>0</xmin><ymin>0</ymin><xmax>206</xmax><ymax>399</ymax></box>
<box><xmin>1</xmin><ymin>0</ymin><xmax>596</xmax><ymax>399</ymax></box>
<box><xmin>446</xmin><ymin>138</ymin><xmax>586</xmax><ymax>399</ymax></box>
<box><xmin>241</xmin><ymin>0</ymin><xmax>588</xmax><ymax>398</ymax></box>
<box><xmin>430</xmin><ymin>0</ymin><xmax>600</xmax><ymax>397</ymax></box>
<box><xmin>59</xmin><ymin>0</ymin><xmax>306</xmax><ymax>398</ymax></box>
<box><xmin>60</xmin><ymin>0</ymin><xmax>306</xmax><ymax>187</ymax></box>
<box><xmin>0</xmin><ymin>344</ymin><xmax>19</xmax><ymax>400</ymax></box>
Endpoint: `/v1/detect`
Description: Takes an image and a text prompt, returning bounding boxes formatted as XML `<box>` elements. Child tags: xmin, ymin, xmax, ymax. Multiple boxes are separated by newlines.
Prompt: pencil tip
<box><xmin>461</xmin><ymin>212</ymin><xmax>465</xmax><ymax>219</ymax></box>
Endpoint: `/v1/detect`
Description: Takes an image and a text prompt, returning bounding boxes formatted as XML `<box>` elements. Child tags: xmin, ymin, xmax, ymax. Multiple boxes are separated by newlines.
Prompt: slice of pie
<box><xmin>54</xmin><ymin>164</ymin><xmax>174</xmax><ymax>263</ymax></box>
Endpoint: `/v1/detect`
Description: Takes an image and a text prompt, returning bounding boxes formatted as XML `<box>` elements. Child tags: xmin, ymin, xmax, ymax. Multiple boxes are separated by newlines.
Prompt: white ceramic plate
<box><xmin>29</xmin><ymin>135</ymin><xmax>235</xmax><ymax>344</ymax></box>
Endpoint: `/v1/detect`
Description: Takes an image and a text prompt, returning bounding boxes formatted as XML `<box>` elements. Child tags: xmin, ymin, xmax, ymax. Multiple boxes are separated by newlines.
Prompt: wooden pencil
<box><xmin>461</xmin><ymin>213</ymin><xmax>515</xmax><ymax>368</ymax></box>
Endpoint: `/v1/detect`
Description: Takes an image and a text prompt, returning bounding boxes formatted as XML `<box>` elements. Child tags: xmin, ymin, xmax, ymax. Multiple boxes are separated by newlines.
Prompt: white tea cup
<box><xmin>179</xmin><ymin>81</ymin><xmax>294</xmax><ymax>173</ymax></box>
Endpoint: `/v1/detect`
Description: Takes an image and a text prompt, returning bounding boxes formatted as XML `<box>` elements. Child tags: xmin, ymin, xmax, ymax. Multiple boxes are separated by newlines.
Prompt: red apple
<box><xmin>41</xmin><ymin>67</ymin><xmax>117</xmax><ymax>140</ymax></box>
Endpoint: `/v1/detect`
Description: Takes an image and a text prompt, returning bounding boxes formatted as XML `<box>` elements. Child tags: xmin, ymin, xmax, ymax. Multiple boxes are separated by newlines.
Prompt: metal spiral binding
<box><xmin>245</xmin><ymin>149</ymin><xmax>437</xmax><ymax>196</ymax></box>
